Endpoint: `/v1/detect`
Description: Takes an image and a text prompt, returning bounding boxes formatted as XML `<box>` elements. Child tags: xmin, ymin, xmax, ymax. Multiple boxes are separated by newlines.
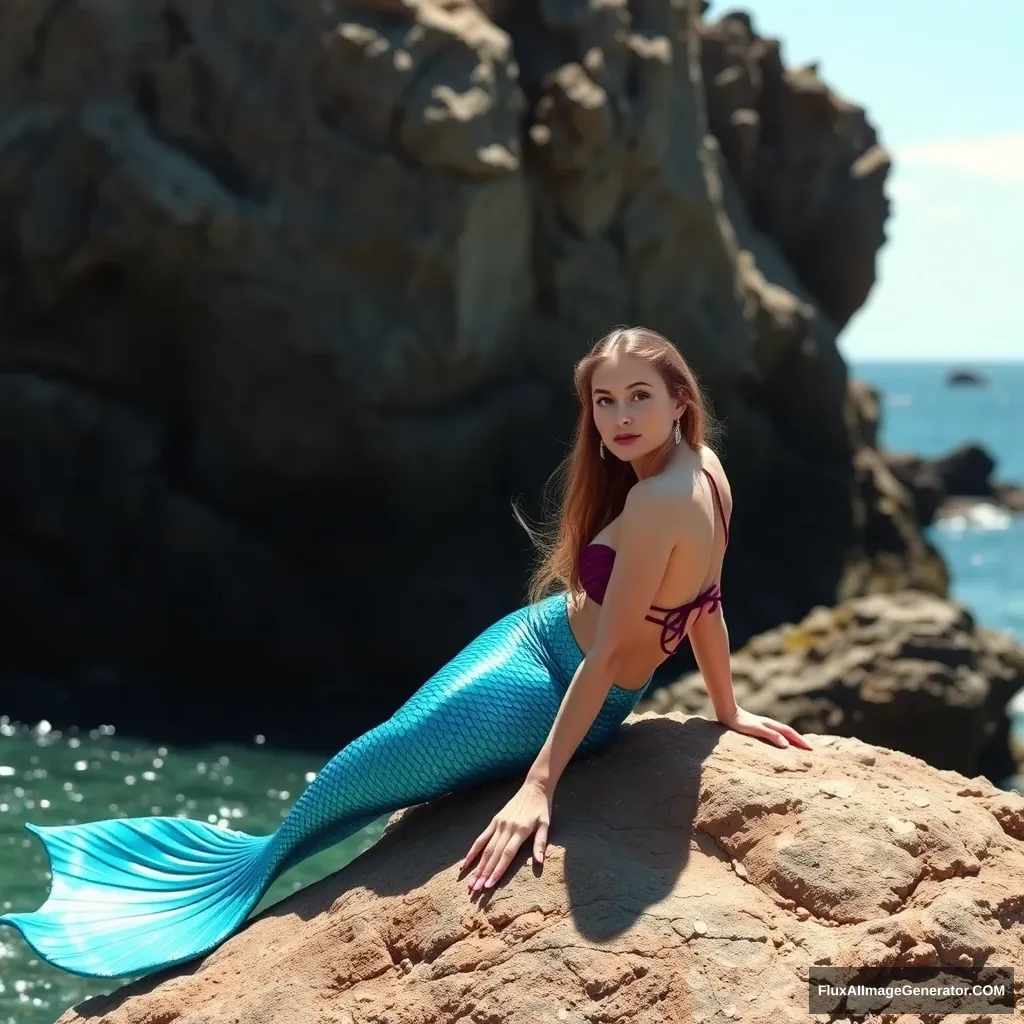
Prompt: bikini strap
<box><xmin>702</xmin><ymin>468</ymin><xmax>729</xmax><ymax>547</ymax></box>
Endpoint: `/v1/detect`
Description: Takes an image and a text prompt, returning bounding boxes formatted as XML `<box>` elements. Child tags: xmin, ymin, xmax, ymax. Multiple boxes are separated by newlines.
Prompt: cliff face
<box><xmin>0</xmin><ymin>1</ymin><xmax>906</xmax><ymax>746</ymax></box>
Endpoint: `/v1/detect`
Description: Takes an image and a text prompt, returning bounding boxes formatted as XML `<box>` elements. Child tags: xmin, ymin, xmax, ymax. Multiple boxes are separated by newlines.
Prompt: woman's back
<box><xmin>567</xmin><ymin>444</ymin><xmax>732</xmax><ymax>689</ymax></box>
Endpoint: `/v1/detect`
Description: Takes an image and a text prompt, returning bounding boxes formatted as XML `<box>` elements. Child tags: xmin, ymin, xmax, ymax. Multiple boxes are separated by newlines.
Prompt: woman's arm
<box><xmin>687</xmin><ymin>605</ymin><xmax>738</xmax><ymax>723</ymax></box>
<box><xmin>460</xmin><ymin>483</ymin><xmax>679</xmax><ymax>890</ymax></box>
<box><xmin>690</xmin><ymin>602</ymin><xmax>813</xmax><ymax>750</ymax></box>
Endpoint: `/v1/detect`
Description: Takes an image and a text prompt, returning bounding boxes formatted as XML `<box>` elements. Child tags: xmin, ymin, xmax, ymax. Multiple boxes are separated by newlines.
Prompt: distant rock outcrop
<box><xmin>841</xmin><ymin>380</ymin><xmax>950</xmax><ymax>597</ymax></box>
<box><xmin>0</xmin><ymin>0</ymin><xmax>905</xmax><ymax>747</ymax></box>
<box><xmin>885</xmin><ymin>443</ymin><xmax>1024</xmax><ymax>526</ymax></box>
<box><xmin>946</xmin><ymin>367</ymin><xmax>990</xmax><ymax>388</ymax></box>
<box><xmin>58</xmin><ymin>715</ymin><xmax>1023</xmax><ymax>1023</ymax></box>
<box><xmin>642</xmin><ymin>590</ymin><xmax>1024</xmax><ymax>783</ymax></box>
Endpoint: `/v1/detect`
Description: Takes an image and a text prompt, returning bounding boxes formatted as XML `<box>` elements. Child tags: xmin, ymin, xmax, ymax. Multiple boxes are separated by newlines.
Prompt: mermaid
<box><xmin>0</xmin><ymin>325</ymin><xmax>810</xmax><ymax>979</ymax></box>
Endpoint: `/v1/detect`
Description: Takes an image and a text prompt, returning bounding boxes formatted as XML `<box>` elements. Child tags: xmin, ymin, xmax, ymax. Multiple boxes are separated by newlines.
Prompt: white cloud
<box><xmin>894</xmin><ymin>132</ymin><xmax>1024</xmax><ymax>184</ymax></box>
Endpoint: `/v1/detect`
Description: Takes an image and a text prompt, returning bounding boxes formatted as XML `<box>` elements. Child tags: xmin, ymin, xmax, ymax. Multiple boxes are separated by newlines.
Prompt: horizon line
<box><xmin>846</xmin><ymin>356</ymin><xmax>1024</xmax><ymax>365</ymax></box>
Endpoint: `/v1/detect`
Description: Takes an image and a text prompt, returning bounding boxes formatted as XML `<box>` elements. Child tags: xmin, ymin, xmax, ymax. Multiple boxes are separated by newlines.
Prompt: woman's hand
<box><xmin>459</xmin><ymin>779</ymin><xmax>552</xmax><ymax>893</ymax></box>
<box><xmin>719</xmin><ymin>707</ymin><xmax>813</xmax><ymax>750</ymax></box>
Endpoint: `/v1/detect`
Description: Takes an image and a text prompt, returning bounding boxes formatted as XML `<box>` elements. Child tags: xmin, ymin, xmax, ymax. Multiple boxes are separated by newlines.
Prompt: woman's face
<box><xmin>590</xmin><ymin>352</ymin><xmax>683</xmax><ymax>461</ymax></box>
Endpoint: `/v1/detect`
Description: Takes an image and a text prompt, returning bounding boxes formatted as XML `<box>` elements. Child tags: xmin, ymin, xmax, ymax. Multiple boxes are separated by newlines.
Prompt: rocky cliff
<box><xmin>57</xmin><ymin>715</ymin><xmax>1024</xmax><ymax>1023</ymax></box>
<box><xmin>0</xmin><ymin>0</ymin><xmax>922</xmax><ymax>747</ymax></box>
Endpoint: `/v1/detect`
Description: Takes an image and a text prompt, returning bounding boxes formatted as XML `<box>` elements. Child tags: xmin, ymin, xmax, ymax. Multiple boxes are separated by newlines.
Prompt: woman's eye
<box><xmin>596</xmin><ymin>392</ymin><xmax>649</xmax><ymax>406</ymax></box>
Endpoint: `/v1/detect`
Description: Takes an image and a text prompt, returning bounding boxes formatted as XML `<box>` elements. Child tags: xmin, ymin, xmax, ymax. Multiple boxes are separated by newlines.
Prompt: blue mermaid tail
<box><xmin>0</xmin><ymin>594</ymin><xmax>651</xmax><ymax>979</ymax></box>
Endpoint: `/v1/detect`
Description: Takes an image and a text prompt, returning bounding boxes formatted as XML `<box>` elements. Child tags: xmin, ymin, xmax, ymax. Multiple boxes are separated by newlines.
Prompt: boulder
<box><xmin>935</xmin><ymin>443</ymin><xmax>997</xmax><ymax>499</ymax></box>
<box><xmin>642</xmin><ymin>591</ymin><xmax>1024</xmax><ymax>784</ymax></box>
<box><xmin>58</xmin><ymin>714</ymin><xmax>1023</xmax><ymax>1023</ymax></box>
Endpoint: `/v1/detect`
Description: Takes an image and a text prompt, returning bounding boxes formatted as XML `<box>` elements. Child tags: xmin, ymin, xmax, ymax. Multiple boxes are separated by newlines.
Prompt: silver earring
<box><xmin>674</xmin><ymin>419</ymin><xmax>682</xmax><ymax>445</ymax></box>
<box><xmin>599</xmin><ymin>440</ymin><xmax>605</xmax><ymax>460</ymax></box>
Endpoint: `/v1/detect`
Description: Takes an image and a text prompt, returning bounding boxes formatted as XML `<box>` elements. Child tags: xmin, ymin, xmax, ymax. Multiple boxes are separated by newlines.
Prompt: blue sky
<box><xmin>709</xmin><ymin>0</ymin><xmax>1024</xmax><ymax>362</ymax></box>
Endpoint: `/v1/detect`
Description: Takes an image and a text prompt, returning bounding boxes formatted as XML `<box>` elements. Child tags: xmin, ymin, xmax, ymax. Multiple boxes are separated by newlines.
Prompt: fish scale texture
<box><xmin>0</xmin><ymin>594</ymin><xmax>651</xmax><ymax>980</ymax></box>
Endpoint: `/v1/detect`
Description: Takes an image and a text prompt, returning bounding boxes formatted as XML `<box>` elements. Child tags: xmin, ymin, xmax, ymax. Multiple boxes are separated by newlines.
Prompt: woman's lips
<box><xmin>614</xmin><ymin>434</ymin><xmax>640</xmax><ymax>444</ymax></box>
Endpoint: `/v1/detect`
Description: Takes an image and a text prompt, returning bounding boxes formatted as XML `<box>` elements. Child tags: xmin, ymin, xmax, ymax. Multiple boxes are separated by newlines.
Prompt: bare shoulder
<box><xmin>625</xmin><ymin>460</ymin><xmax>704</xmax><ymax>531</ymax></box>
<box><xmin>699</xmin><ymin>446</ymin><xmax>733</xmax><ymax>518</ymax></box>
<box><xmin>619</xmin><ymin>477</ymin><xmax>686</xmax><ymax>538</ymax></box>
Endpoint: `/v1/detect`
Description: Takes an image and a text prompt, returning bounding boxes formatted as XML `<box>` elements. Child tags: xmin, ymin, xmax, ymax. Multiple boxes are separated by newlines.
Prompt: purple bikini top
<box><xmin>579</xmin><ymin>468</ymin><xmax>730</xmax><ymax>655</ymax></box>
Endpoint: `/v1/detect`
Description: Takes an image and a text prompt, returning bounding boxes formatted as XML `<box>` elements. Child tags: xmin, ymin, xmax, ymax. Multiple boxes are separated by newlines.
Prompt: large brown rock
<box><xmin>58</xmin><ymin>716</ymin><xmax>1023</xmax><ymax>1023</ymax></box>
<box><xmin>0</xmin><ymin>0</ymin><xmax>898</xmax><ymax>748</ymax></box>
<box><xmin>642</xmin><ymin>591</ymin><xmax>1024</xmax><ymax>784</ymax></box>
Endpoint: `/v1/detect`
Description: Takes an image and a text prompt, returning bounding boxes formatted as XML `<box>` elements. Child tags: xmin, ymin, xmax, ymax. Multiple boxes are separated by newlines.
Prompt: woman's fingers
<box><xmin>460</xmin><ymin>821</ymin><xmax>496</xmax><ymax>874</ymax></box>
<box><xmin>483</xmin><ymin>831</ymin><xmax>527</xmax><ymax>888</ymax></box>
<box><xmin>757</xmin><ymin>717</ymin><xmax>812</xmax><ymax>750</ymax></box>
<box><xmin>469</xmin><ymin>826</ymin><xmax>507</xmax><ymax>891</ymax></box>
<box><xmin>752</xmin><ymin>724</ymin><xmax>787</xmax><ymax>747</ymax></box>
<box><xmin>533</xmin><ymin>821</ymin><xmax>549</xmax><ymax>864</ymax></box>
<box><xmin>736</xmin><ymin>715</ymin><xmax>812</xmax><ymax>751</ymax></box>
<box><xmin>772</xmin><ymin>721</ymin><xmax>813</xmax><ymax>750</ymax></box>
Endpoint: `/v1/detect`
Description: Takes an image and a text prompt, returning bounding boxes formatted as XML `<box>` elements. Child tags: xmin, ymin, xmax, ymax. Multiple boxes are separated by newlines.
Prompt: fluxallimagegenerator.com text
<box><xmin>814</xmin><ymin>982</ymin><xmax>1010</xmax><ymax>999</ymax></box>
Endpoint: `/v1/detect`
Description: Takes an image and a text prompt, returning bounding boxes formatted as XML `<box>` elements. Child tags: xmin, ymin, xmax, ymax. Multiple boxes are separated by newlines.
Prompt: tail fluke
<box><xmin>0</xmin><ymin>817</ymin><xmax>274</xmax><ymax>978</ymax></box>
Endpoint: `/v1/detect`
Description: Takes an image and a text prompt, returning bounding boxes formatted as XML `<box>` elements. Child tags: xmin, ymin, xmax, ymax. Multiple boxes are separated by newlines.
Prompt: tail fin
<box><xmin>0</xmin><ymin>817</ymin><xmax>275</xmax><ymax>979</ymax></box>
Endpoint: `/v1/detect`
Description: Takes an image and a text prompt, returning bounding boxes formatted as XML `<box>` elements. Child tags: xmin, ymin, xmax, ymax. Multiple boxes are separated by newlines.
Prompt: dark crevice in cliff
<box><xmin>134</xmin><ymin>72</ymin><xmax>161</xmax><ymax>126</ymax></box>
<box><xmin>161</xmin><ymin>6</ymin><xmax>193</xmax><ymax>56</ymax></box>
<box><xmin>24</xmin><ymin>0</ymin><xmax>73</xmax><ymax>79</ymax></box>
<box><xmin>119</xmin><ymin>7</ymin><xmax>262</xmax><ymax>203</ymax></box>
<box><xmin>128</xmin><ymin>74</ymin><xmax>259</xmax><ymax>202</ymax></box>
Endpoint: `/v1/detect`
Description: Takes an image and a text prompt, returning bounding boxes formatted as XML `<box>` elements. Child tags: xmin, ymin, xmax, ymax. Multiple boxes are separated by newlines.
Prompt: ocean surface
<box><xmin>1</xmin><ymin>360</ymin><xmax>1022</xmax><ymax>1024</ymax></box>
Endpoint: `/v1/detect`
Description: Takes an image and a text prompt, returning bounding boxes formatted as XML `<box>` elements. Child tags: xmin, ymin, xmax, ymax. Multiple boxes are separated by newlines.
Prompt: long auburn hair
<box><xmin>515</xmin><ymin>326</ymin><xmax>717</xmax><ymax>605</ymax></box>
